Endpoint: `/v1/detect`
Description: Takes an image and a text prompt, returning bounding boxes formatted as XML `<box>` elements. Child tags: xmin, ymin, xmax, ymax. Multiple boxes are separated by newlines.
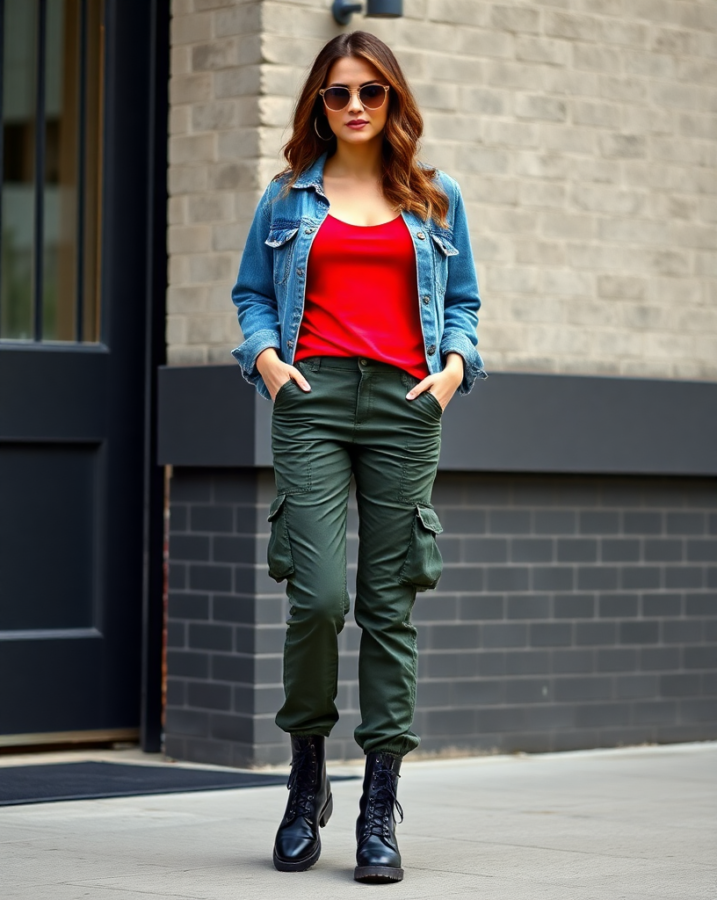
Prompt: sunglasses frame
<box><xmin>318</xmin><ymin>83</ymin><xmax>390</xmax><ymax>112</ymax></box>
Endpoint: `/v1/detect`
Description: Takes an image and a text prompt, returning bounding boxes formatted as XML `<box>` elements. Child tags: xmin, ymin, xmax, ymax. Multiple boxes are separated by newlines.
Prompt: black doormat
<box><xmin>0</xmin><ymin>761</ymin><xmax>357</xmax><ymax>807</ymax></box>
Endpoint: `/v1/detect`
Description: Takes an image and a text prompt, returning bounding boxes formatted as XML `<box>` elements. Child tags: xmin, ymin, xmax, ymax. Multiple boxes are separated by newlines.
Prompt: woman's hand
<box><xmin>256</xmin><ymin>348</ymin><xmax>312</xmax><ymax>401</ymax></box>
<box><xmin>406</xmin><ymin>352</ymin><xmax>464</xmax><ymax>410</ymax></box>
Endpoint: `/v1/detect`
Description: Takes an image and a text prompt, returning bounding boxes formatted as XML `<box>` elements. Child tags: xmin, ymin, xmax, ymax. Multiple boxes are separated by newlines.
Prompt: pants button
<box><xmin>360</xmin><ymin>358</ymin><xmax>368</xmax><ymax>366</ymax></box>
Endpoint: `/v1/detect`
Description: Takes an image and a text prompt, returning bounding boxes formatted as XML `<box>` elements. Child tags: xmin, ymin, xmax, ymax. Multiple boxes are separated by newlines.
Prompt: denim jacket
<box><xmin>231</xmin><ymin>153</ymin><xmax>486</xmax><ymax>400</ymax></box>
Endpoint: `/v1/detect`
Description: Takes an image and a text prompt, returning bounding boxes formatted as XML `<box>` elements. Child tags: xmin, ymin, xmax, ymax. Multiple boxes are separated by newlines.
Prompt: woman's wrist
<box><xmin>443</xmin><ymin>352</ymin><xmax>464</xmax><ymax>383</ymax></box>
<box><xmin>256</xmin><ymin>347</ymin><xmax>280</xmax><ymax>377</ymax></box>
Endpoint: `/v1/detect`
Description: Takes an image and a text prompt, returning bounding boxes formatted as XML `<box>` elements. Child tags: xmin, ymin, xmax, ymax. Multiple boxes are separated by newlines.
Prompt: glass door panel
<box><xmin>0</xmin><ymin>1</ymin><xmax>37</xmax><ymax>339</ymax></box>
<box><xmin>0</xmin><ymin>0</ymin><xmax>103</xmax><ymax>344</ymax></box>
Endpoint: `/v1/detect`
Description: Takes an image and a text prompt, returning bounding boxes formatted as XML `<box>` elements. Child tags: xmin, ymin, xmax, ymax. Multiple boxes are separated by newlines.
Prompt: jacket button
<box><xmin>305</xmin><ymin>228</ymin><xmax>314</xmax><ymax>234</ymax></box>
<box><xmin>416</xmin><ymin>231</ymin><xmax>426</xmax><ymax>240</ymax></box>
<box><xmin>296</xmin><ymin>268</ymin><xmax>304</xmax><ymax>276</ymax></box>
<box><xmin>422</xmin><ymin>295</ymin><xmax>430</xmax><ymax>305</ymax></box>
<box><xmin>427</xmin><ymin>344</ymin><xmax>436</xmax><ymax>356</ymax></box>
<box><xmin>287</xmin><ymin>340</ymin><xmax>293</xmax><ymax>348</ymax></box>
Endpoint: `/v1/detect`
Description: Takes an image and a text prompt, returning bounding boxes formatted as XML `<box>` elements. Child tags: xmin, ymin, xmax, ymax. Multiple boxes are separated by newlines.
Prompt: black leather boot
<box><xmin>354</xmin><ymin>751</ymin><xmax>404</xmax><ymax>883</ymax></box>
<box><xmin>273</xmin><ymin>735</ymin><xmax>333</xmax><ymax>872</ymax></box>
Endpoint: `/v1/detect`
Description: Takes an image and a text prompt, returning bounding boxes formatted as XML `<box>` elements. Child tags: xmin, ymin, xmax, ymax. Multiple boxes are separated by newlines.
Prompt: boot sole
<box><xmin>273</xmin><ymin>793</ymin><xmax>333</xmax><ymax>873</ymax></box>
<box><xmin>354</xmin><ymin>865</ymin><xmax>404</xmax><ymax>883</ymax></box>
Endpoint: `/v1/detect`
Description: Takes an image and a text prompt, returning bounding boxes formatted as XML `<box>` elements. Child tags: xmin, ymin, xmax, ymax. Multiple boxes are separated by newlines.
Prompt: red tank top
<box><xmin>294</xmin><ymin>214</ymin><xmax>428</xmax><ymax>380</ymax></box>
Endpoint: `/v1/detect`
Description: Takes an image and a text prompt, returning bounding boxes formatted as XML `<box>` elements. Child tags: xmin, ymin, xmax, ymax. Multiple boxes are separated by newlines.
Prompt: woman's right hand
<box><xmin>256</xmin><ymin>348</ymin><xmax>312</xmax><ymax>401</ymax></box>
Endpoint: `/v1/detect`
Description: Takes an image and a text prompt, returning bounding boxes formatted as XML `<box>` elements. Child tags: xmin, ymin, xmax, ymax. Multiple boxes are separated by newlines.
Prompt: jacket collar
<box><xmin>292</xmin><ymin>153</ymin><xmax>329</xmax><ymax>193</ymax></box>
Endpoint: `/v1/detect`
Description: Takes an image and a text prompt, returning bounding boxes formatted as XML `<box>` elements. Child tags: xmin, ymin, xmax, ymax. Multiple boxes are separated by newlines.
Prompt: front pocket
<box><xmin>267</xmin><ymin>494</ymin><xmax>294</xmax><ymax>582</ymax></box>
<box><xmin>422</xmin><ymin>390</ymin><xmax>444</xmax><ymax>418</ymax></box>
<box><xmin>273</xmin><ymin>378</ymin><xmax>295</xmax><ymax>406</ymax></box>
<box><xmin>399</xmin><ymin>504</ymin><xmax>444</xmax><ymax>592</ymax></box>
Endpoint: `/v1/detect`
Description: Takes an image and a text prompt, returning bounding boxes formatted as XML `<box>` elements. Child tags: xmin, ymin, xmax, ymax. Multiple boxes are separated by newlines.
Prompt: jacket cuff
<box><xmin>440</xmin><ymin>332</ymin><xmax>488</xmax><ymax>395</ymax></box>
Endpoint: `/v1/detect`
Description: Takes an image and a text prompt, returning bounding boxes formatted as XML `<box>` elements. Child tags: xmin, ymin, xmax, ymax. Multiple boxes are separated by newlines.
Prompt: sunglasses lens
<box><xmin>323</xmin><ymin>87</ymin><xmax>350</xmax><ymax>110</ymax></box>
<box><xmin>359</xmin><ymin>84</ymin><xmax>386</xmax><ymax>108</ymax></box>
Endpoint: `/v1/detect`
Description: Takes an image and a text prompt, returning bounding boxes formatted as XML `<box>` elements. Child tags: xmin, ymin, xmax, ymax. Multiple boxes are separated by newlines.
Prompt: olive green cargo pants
<box><xmin>267</xmin><ymin>356</ymin><xmax>443</xmax><ymax>758</ymax></box>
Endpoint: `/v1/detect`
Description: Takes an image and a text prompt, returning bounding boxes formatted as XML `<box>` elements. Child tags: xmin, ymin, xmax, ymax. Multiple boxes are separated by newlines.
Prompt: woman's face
<box><xmin>321</xmin><ymin>56</ymin><xmax>390</xmax><ymax>146</ymax></box>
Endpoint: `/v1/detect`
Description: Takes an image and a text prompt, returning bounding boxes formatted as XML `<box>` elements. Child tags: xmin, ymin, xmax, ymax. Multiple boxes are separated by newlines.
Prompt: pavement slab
<box><xmin>0</xmin><ymin>742</ymin><xmax>715</xmax><ymax>899</ymax></box>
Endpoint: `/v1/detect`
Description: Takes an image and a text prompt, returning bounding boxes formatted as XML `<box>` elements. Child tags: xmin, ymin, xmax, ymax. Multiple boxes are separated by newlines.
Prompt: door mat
<box><xmin>0</xmin><ymin>760</ymin><xmax>358</xmax><ymax>806</ymax></box>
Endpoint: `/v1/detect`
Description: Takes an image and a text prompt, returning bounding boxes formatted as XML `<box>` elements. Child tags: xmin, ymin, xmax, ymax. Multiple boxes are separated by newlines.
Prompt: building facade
<box><xmin>1</xmin><ymin>0</ymin><xmax>715</xmax><ymax>765</ymax></box>
<box><xmin>159</xmin><ymin>0</ymin><xmax>717</xmax><ymax>767</ymax></box>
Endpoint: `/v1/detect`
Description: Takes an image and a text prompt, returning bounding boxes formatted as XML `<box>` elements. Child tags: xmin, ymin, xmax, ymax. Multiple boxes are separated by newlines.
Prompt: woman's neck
<box><xmin>325</xmin><ymin>138</ymin><xmax>383</xmax><ymax>181</ymax></box>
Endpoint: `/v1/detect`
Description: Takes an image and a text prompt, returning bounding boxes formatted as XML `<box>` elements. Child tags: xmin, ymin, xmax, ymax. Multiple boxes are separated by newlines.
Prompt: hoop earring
<box><xmin>314</xmin><ymin>116</ymin><xmax>334</xmax><ymax>141</ymax></box>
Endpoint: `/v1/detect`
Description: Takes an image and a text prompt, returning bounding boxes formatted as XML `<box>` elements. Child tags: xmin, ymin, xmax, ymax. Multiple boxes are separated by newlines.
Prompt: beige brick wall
<box><xmin>168</xmin><ymin>0</ymin><xmax>717</xmax><ymax>380</ymax></box>
<box><xmin>168</xmin><ymin>0</ymin><xmax>265</xmax><ymax>363</ymax></box>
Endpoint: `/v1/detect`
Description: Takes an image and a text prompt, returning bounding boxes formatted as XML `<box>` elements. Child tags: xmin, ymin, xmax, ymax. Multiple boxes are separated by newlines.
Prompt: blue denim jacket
<box><xmin>231</xmin><ymin>153</ymin><xmax>486</xmax><ymax>400</ymax></box>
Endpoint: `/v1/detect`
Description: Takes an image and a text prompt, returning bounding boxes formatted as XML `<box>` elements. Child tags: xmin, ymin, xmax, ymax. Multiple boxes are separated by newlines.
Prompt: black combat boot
<box><xmin>273</xmin><ymin>735</ymin><xmax>333</xmax><ymax>872</ymax></box>
<box><xmin>354</xmin><ymin>751</ymin><xmax>404</xmax><ymax>883</ymax></box>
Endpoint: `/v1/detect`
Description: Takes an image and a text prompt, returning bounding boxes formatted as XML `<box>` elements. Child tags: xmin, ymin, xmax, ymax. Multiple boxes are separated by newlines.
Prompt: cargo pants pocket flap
<box><xmin>267</xmin><ymin>494</ymin><xmax>294</xmax><ymax>582</ymax></box>
<box><xmin>400</xmin><ymin>504</ymin><xmax>444</xmax><ymax>592</ymax></box>
<box><xmin>268</xmin><ymin>494</ymin><xmax>287</xmax><ymax>521</ymax></box>
<box><xmin>416</xmin><ymin>505</ymin><xmax>443</xmax><ymax>535</ymax></box>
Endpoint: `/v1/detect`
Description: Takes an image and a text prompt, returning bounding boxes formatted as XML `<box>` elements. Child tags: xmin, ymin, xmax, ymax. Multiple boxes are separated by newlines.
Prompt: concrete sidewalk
<box><xmin>1</xmin><ymin>742</ymin><xmax>715</xmax><ymax>899</ymax></box>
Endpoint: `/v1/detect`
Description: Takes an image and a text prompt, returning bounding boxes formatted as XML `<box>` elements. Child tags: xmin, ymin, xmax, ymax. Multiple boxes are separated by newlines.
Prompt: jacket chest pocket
<box><xmin>430</xmin><ymin>231</ymin><xmax>459</xmax><ymax>295</ymax></box>
<box><xmin>265</xmin><ymin>224</ymin><xmax>300</xmax><ymax>286</ymax></box>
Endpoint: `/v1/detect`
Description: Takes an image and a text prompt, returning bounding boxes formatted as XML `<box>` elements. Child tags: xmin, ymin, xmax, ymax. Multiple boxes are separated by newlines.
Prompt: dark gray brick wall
<box><xmin>165</xmin><ymin>469</ymin><xmax>717</xmax><ymax>767</ymax></box>
<box><xmin>164</xmin><ymin>469</ymin><xmax>259</xmax><ymax>767</ymax></box>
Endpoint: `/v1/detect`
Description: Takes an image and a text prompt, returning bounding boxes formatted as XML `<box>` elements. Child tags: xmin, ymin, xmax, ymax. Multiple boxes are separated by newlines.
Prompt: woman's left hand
<box><xmin>406</xmin><ymin>352</ymin><xmax>464</xmax><ymax>410</ymax></box>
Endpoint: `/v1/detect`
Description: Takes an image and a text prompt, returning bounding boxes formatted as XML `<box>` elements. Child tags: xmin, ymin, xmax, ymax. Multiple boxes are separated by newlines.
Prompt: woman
<box><xmin>231</xmin><ymin>31</ymin><xmax>486</xmax><ymax>883</ymax></box>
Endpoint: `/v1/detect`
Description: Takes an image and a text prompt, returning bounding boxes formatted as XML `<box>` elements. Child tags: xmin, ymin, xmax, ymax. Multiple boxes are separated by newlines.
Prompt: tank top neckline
<box><xmin>326</xmin><ymin>213</ymin><xmax>402</xmax><ymax>229</ymax></box>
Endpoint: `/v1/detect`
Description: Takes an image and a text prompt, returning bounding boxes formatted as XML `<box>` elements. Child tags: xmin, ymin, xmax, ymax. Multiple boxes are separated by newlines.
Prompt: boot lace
<box><xmin>286</xmin><ymin>743</ymin><xmax>317</xmax><ymax>820</ymax></box>
<box><xmin>365</xmin><ymin>766</ymin><xmax>404</xmax><ymax>839</ymax></box>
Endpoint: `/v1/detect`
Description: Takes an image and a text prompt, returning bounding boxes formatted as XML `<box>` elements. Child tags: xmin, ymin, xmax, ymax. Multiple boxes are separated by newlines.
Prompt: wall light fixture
<box><xmin>332</xmin><ymin>0</ymin><xmax>403</xmax><ymax>26</ymax></box>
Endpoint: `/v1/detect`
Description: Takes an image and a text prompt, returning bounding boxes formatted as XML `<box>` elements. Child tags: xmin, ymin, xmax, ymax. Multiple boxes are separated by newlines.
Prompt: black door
<box><xmin>0</xmin><ymin>0</ymin><xmax>167</xmax><ymax>745</ymax></box>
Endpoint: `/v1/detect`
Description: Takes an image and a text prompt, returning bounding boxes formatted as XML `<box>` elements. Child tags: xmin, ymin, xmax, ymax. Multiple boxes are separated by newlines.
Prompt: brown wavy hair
<box><xmin>280</xmin><ymin>31</ymin><xmax>449</xmax><ymax>227</ymax></box>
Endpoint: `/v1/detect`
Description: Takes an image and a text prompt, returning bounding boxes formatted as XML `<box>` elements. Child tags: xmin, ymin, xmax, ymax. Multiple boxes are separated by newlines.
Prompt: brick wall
<box><xmin>168</xmin><ymin>0</ymin><xmax>717</xmax><ymax>379</ymax></box>
<box><xmin>165</xmin><ymin>468</ymin><xmax>717</xmax><ymax>766</ymax></box>
<box><xmin>168</xmin><ymin>0</ymin><xmax>265</xmax><ymax>364</ymax></box>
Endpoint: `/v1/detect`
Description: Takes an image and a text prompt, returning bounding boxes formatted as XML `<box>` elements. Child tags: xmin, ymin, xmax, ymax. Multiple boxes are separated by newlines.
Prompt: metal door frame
<box><xmin>0</xmin><ymin>0</ymin><xmax>169</xmax><ymax>751</ymax></box>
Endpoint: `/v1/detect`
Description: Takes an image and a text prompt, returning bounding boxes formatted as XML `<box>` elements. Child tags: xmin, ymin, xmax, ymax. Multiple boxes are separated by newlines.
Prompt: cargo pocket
<box><xmin>399</xmin><ymin>504</ymin><xmax>444</xmax><ymax>592</ymax></box>
<box><xmin>267</xmin><ymin>494</ymin><xmax>294</xmax><ymax>582</ymax></box>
